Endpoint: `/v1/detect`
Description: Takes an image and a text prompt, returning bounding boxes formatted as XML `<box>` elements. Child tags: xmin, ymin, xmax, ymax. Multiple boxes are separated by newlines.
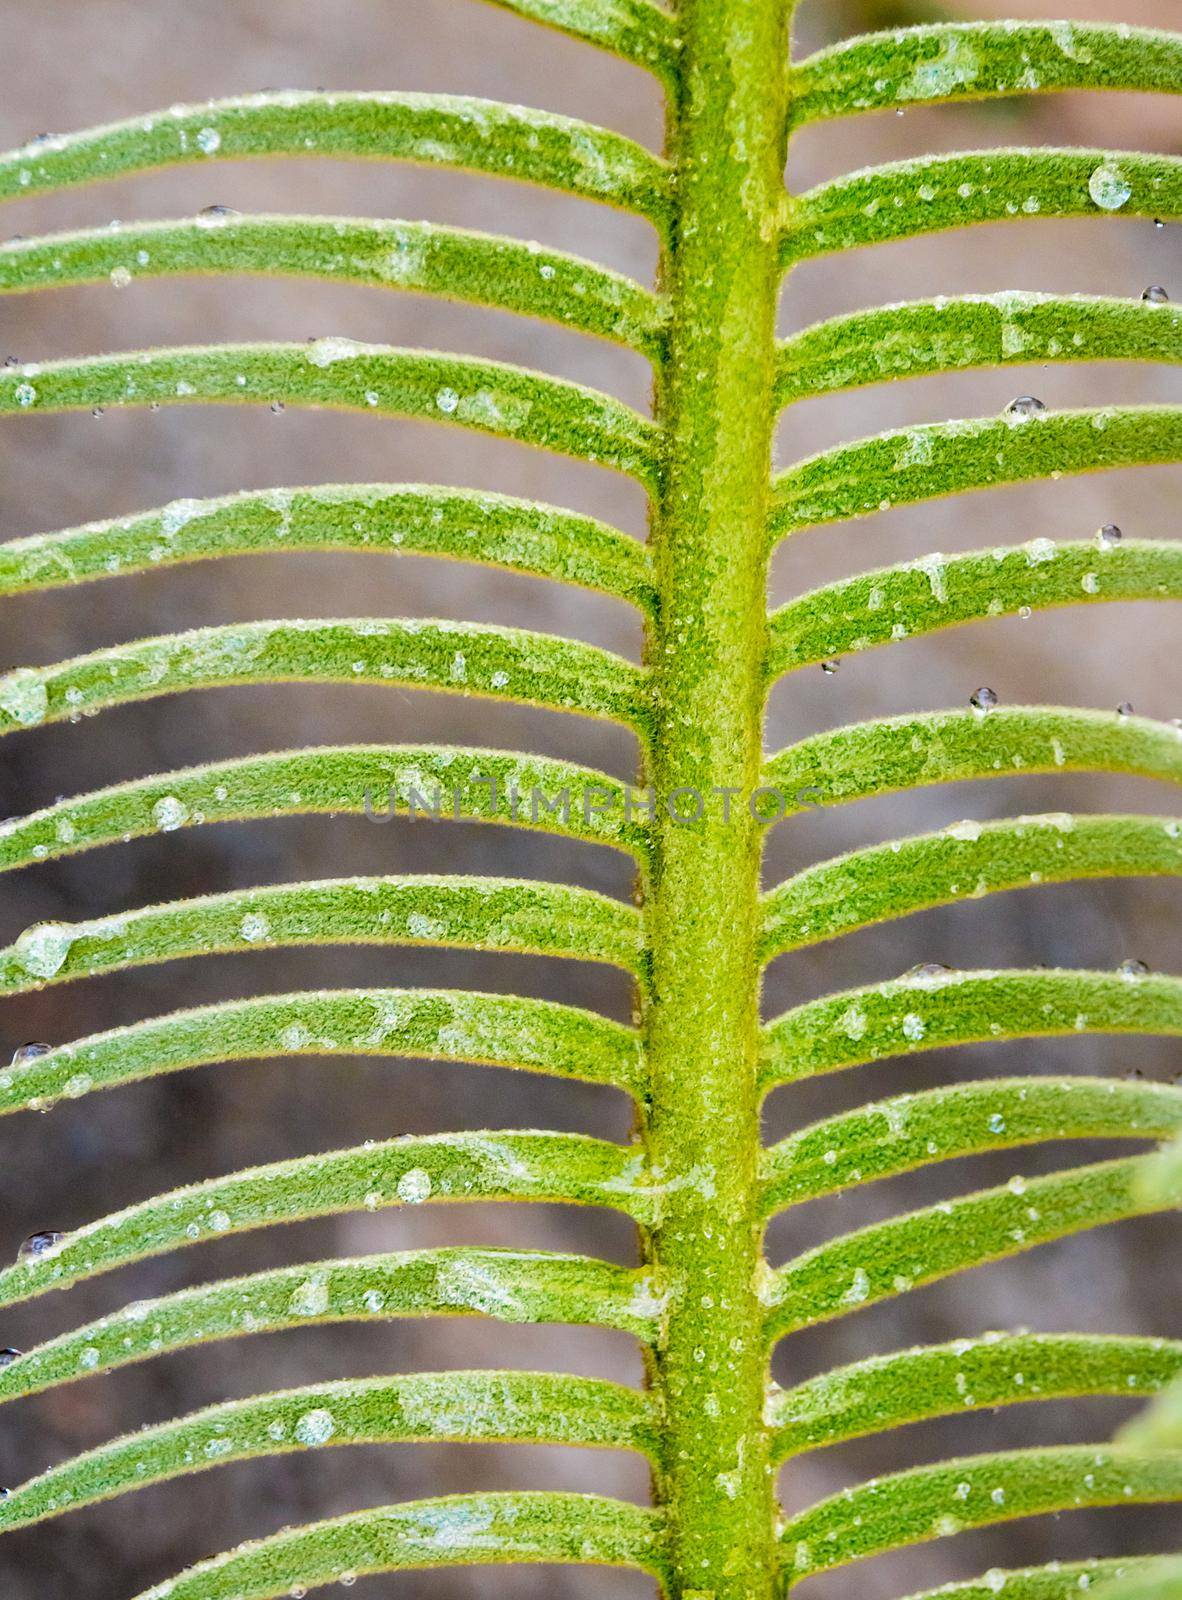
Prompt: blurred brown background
<box><xmin>0</xmin><ymin>0</ymin><xmax>1179</xmax><ymax>1595</ymax></box>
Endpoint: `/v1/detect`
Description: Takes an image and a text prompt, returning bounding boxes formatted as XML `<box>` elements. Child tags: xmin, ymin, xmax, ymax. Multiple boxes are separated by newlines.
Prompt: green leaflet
<box><xmin>760</xmin><ymin>968</ymin><xmax>1182</xmax><ymax>1089</ymax></box>
<box><xmin>0</xmin><ymin>876</ymin><xmax>646</xmax><ymax>994</ymax></box>
<box><xmin>767</xmin><ymin>539</ymin><xmax>1182</xmax><ymax>674</ymax></box>
<box><xmin>760</xmin><ymin>813</ymin><xmax>1182</xmax><ymax>962</ymax></box>
<box><xmin>483</xmin><ymin>0</ymin><xmax>679</xmax><ymax>80</ymax></box>
<box><xmin>0</xmin><ymin>1132</ymin><xmax>655</xmax><ymax>1308</ymax></box>
<box><xmin>770</xmin><ymin>1333</ymin><xmax>1182</xmax><ymax>1458</ymax></box>
<box><xmin>1122</xmin><ymin>1373</ymin><xmax>1182</xmax><ymax>1451</ymax></box>
<box><xmin>0</xmin><ymin>619</ymin><xmax>649</xmax><ymax>737</ymax></box>
<box><xmin>0</xmin><ymin>93</ymin><xmax>672</xmax><ymax>225</ymax></box>
<box><xmin>903</xmin><ymin>1561</ymin><xmax>1178</xmax><ymax>1600</ymax></box>
<box><xmin>770</xmin><ymin>408</ymin><xmax>1182</xmax><ymax>540</ymax></box>
<box><xmin>131</xmin><ymin>1493</ymin><xmax>668</xmax><ymax>1599</ymax></box>
<box><xmin>0</xmin><ymin>1373</ymin><xmax>659</xmax><ymax>1532</ymax></box>
<box><xmin>0</xmin><ymin>988</ymin><xmax>645</xmax><ymax>1106</ymax></box>
<box><xmin>0</xmin><ymin>344</ymin><xmax>662</xmax><ymax>488</ymax></box>
<box><xmin>782</xmin><ymin>1447</ymin><xmax>1182</xmax><ymax>1576</ymax></box>
<box><xmin>776</xmin><ymin>294</ymin><xmax>1182</xmax><ymax>404</ymax></box>
<box><xmin>0</xmin><ymin>484</ymin><xmax>654</xmax><ymax>608</ymax></box>
<box><xmin>0</xmin><ymin>746</ymin><xmax>649</xmax><ymax>871</ymax></box>
<box><xmin>760</xmin><ymin>1076</ymin><xmax>1182</xmax><ymax>1212</ymax></box>
<box><xmin>1096</xmin><ymin>1560</ymin><xmax>1182</xmax><ymax>1600</ymax></box>
<box><xmin>784</xmin><ymin>149</ymin><xmax>1182</xmax><ymax>264</ymax></box>
<box><xmin>788</xmin><ymin>22</ymin><xmax>1182</xmax><ymax>125</ymax></box>
<box><xmin>0</xmin><ymin>217</ymin><xmax>667</xmax><ymax>356</ymax></box>
<box><xmin>0</xmin><ymin>1250</ymin><xmax>663</xmax><ymax>1402</ymax></box>
<box><xmin>765</xmin><ymin>1156</ymin><xmax>1166</xmax><ymax>1338</ymax></box>
<box><xmin>761</xmin><ymin>708</ymin><xmax>1182</xmax><ymax>814</ymax></box>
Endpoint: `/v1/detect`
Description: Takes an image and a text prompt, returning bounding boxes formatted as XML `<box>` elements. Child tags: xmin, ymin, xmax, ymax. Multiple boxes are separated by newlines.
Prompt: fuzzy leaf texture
<box><xmin>0</xmin><ymin>3</ymin><xmax>1180</xmax><ymax>1599</ymax></box>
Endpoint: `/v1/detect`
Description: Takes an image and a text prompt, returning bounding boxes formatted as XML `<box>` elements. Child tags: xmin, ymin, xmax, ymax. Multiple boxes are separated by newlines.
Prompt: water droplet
<box><xmin>294</xmin><ymin>1407</ymin><xmax>336</xmax><ymax>1446</ymax></box>
<box><xmin>904</xmin><ymin>962</ymin><xmax>953</xmax><ymax>981</ymax></box>
<box><xmin>152</xmin><ymin>795</ymin><xmax>189</xmax><ymax>833</ymax></box>
<box><xmin>1116</xmin><ymin>701</ymin><xmax>1134</xmax><ymax>717</ymax></box>
<box><xmin>970</xmin><ymin>686</ymin><xmax>998</xmax><ymax>716</ymax></box>
<box><xmin>1006</xmin><ymin>395</ymin><xmax>1046</xmax><ymax>420</ymax></box>
<box><xmin>2</xmin><ymin>357</ymin><xmax>18</xmax><ymax>369</ymax></box>
<box><xmin>1118</xmin><ymin>958</ymin><xmax>1149</xmax><ymax>981</ymax></box>
<box><xmin>269</xmin><ymin>400</ymin><xmax>285</xmax><ymax>415</ymax></box>
<box><xmin>1154</xmin><ymin>218</ymin><xmax>1166</xmax><ymax>230</ymax></box>
<box><xmin>397</xmin><ymin>1168</ymin><xmax>432</xmax><ymax>1204</ymax></box>
<box><xmin>820</xmin><ymin>659</ymin><xmax>840</xmax><ymax>675</ymax></box>
<box><xmin>14</xmin><ymin>922</ymin><xmax>74</xmax><ymax>979</ymax></box>
<box><xmin>14</xmin><ymin>383</ymin><xmax>37</xmax><ymax>408</ymax></box>
<box><xmin>90</xmin><ymin>407</ymin><xmax>105</xmax><ymax>419</ymax></box>
<box><xmin>1018</xmin><ymin>605</ymin><xmax>1032</xmax><ymax>619</ymax></box>
<box><xmin>1142</xmin><ymin>285</ymin><xmax>1169</xmax><ymax>304</ymax></box>
<box><xmin>195</xmin><ymin>127</ymin><xmax>222</xmax><ymax>156</ymax></box>
<box><xmin>108</xmin><ymin>265</ymin><xmax>132</xmax><ymax>289</ymax></box>
<box><xmin>0</xmin><ymin>1348</ymin><xmax>21</xmax><ymax>1367</ymax></box>
<box><xmin>17</xmin><ymin>1230</ymin><xmax>64</xmax><ymax>1263</ymax></box>
<box><xmin>1088</xmin><ymin>163</ymin><xmax>1132</xmax><ymax>211</ymax></box>
<box><xmin>11</xmin><ymin>1042</ymin><xmax>51</xmax><ymax>1067</ymax></box>
<box><xmin>435</xmin><ymin>387</ymin><xmax>460</xmax><ymax>415</ymax></box>
<box><xmin>1097</xmin><ymin>523</ymin><xmax>1123</xmax><ymax>549</ymax></box>
<box><xmin>198</xmin><ymin>203</ymin><xmax>239</xmax><ymax>219</ymax></box>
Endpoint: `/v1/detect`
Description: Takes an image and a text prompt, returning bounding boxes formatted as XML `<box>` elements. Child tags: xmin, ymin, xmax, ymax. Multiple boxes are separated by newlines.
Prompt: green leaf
<box><xmin>0</xmin><ymin>1133</ymin><xmax>656</xmax><ymax>1307</ymax></box>
<box><xmin>482</xmin><ymin>0</ymin><xmax>679</xmax><ymax>80</ymax></box>
<box><xmin>770</xmin><ymin>408</ymin><xmax>1182</xmax><ymax>540</ymax></box>
<box><xmin>762</xmin><ymin>708</ymin><xmax>1182</xmax><ymax>814</ymax></box>
<box><xmin>760</xmin><ymin>1076</ymin><xmax>1182</xmax><ymax>1213</ymax></box>
<box><xmin>1096</xmin><ymin>1558</ymin><xmax>1182</xmax><ymax>1600</ymax></box>
<box><xmin>904</xmin><ymin>1560</ymin><xmax>1179</xmax><ymax>1600</ymax></box>
<box><xmin>781</xmin><ymin>1446</ymin><xmax>1182</xmax><ymax>1576</ymax></box>
<box><xmin>0</xmin><ymin>93</ymin><xmax>672</xmax><ymax>225</ymax></box>
<box><xmin>761</xmin><ymin>968</ymin><xmax>1182</xmax><ymax>1090</ymax></box>
<box><xmin>770</xmin><ymin>1333</ymin><xmax>1182</xmax><ymax>1459</ymax></box>
<box><xmin>0</xmin><ymin>746</ymin><xmax>649</xmax><ymax>872</ymax></box>
<box><xmin>0</xmin><ymin>1250</ymin><xmax>663</xmax><ymax>1404</ymax></box>
<box><xmin>0</xmin><ymin>876</ymin><xmax>646</xmax><ymax>995</ymax></box>
<box><xmin>776</xmin><ymin>294</ymin><xmax>1182</xmax><ymax>405</ymax></box>
<box><xmin>760</xmin><ymin>814</ymin><xmax>1182</xmax><ymax>961</ymax></box>
<box><xmin>765</xmin><ymin>1157</ymin><xmax>1167</xmax><ymax>1338</ymax></box>
<box><xmin>0</xmin><ymin>619</ymin><xmax>648</xmax><ymax>738</ymax></box>
<box><xmin>788</xmin><ymin>23</ymin><xmax>1182</xmax><ymax>126</ymax></box>
<box><xmin>0</xmin><ymin>344</ymin><xmax>661</xmax><ymax>488</ymax></box>
<box><xmin>767</xmin><ymin>539</ymin><xmax>1182</xmax><ymax>674</ymax></box>
<box><xmin>0</xmin><ymin>217</ymin><xmax>667</xmax><ymax>356</ymax></box>
<box><xmin>0</xmin><ymin>484</ymin><xmax>654</xmax><ymax>608</ymax></box>
<box><xmin>0</xmin><ymin>987</ymin><xmax>645</xmax><ymax>1107</ymax></box>
<box><xmin>785</xmin><ymin>150</ymin><xmax>1182</xmax><ymax>264</ymax></box>
<box><xmin>0</xmin><ymin>1372</ymin><xmax>658</xmax><ymax>1532</ymax></box>
<box><xmin>131</xmin><ymin>1493</ymin><xmax>668</xmax><ymax>1599</ymax></box>
<box><xmin>1122</xmin><ymin>1373</ymin><xmax>1182</xmax><ymax>1451</ymax></box>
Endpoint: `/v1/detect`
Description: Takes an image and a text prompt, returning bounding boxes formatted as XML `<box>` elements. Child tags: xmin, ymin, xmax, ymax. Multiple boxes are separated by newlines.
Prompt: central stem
<box><xmin>642</xmin><ymin>2</ymin><xmax>792</xmax><ymax>1595</ymax></box>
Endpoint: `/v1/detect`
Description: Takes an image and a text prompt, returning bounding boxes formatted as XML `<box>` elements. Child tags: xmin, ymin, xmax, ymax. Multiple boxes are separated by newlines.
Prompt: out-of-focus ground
<box><xmin>0</xmin><ymin>0</ymin><xmax>1178</xmax><ymax>1595</ymax></box>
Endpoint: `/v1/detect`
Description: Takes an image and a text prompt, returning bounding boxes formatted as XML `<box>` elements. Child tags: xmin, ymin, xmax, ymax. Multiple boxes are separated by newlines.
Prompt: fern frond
<box><xmin>766</xmin><ymin>1156</ymin><xmax>1165</xmax><ymax>1337</ymax></box>
<box><xmin>776</xmin><ymin>294</ymin><xmax>1182</xmax><ymax>404</ymax></box>
<box><xmin>784</xmin><ymin>150</ymin><xmax>1182</xmax><ymax>264</ymax></box>
<box><xmin>767</xmin><ymin>540</ymin><xmax>1182</xmax><ymax>674</ymax></box>
<box><xmin>1097</xmin><ymin>1561</ymin><xmax>1182</xmax><ymax>1600</ymax></box>
<box><xmin>0</xmin><ymin>1251</ymin><xmax>662</xmax><ymax>1403</ymax></box>
<box><xmin>788</xmin><ymin>22</ymin><xmax>1182</xmax><ymax>127</ymax></box>
<box><xmin>0</xmin><ymin>485</ymin><xmax>654</xmax><ymax>609</ymax></box>
<box><xmin>0</xmin><ymin>345</ymin><xmax>661</xmax><ymax>486</ymax></box>
<box><xmin>0</xmin><ymin>1373</ymin><xmax>658</xmax><ymax>1533</ymax></box>
<box><xmin>770</xmin><ymin>409</ymin><xmax>1182</xmax><ymax>540</ymax></box>
<box><xmin>129</xmin><ymin>1493</ymin><xmax>667</xmax><ymax>1600</ymax></box>
<box><xmin>0</xmin><ymin>746</ymin><xmax>648</xmax><ymax>871</ymax></box>
<box><xmin>0</xmin><ymin>218</ymin><xmax>668</xmax><ymax>356</ymax></box>
<box><xmin>762</xmin><ymin>708</ymin><xmax>1182</xmax><ymax>816</ymax></box>
<box><xmin>0</xmin><ymin>877</ymin><xmax>645</xmax><ymax>993</ymax></box>
<box><xmin>0</xmin><ymin>620</ymin><xmax>648</xmax><ymax>736</ymax></box>
<box><xmin>769</xmin><ymin>1333</ymin><xmax>1182</xmax><ymax>1458</ymax></box>
<box><xmin>761</xmin><ymin>968</ymin><xmax>1182</xmax><ymax>1089</ymax></box>
<box><xmin>760</xmin><ymin>1076</ymin><xmax>1182</xmax><ymax>1213</ymax></box>
<box><xmin>0</xmin><ymin>988</ymin><xmax>644</xmax><ymax>1108</ymax></box>
<box><xmin>760</xmin><ymin>814</ymin><xmax>1182</xmax><ymax>960</ymax></box>
<box><xmin>481</xmin><ymin>0</ymin><xmax>679</xmax><ymax>81</ymax></box>
<box><xmin>782</xmin><ymin>1447</ymin><xmax>1182</xmax><ymax>1578</ymax></box>
<box><xmin>0</xmin><ymin>1133</ymin><xmax>654</xmax><ymax>1307</ymax></box>
<box><xmin>910</xmin><ymin>1560</ymin><xmax>1178</xmax><ymax>1600</ymax></box>
<box><xmin>0</xmin><ymin>94</ymin><xmax>672</xmax><ymax>225</ymax></box>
